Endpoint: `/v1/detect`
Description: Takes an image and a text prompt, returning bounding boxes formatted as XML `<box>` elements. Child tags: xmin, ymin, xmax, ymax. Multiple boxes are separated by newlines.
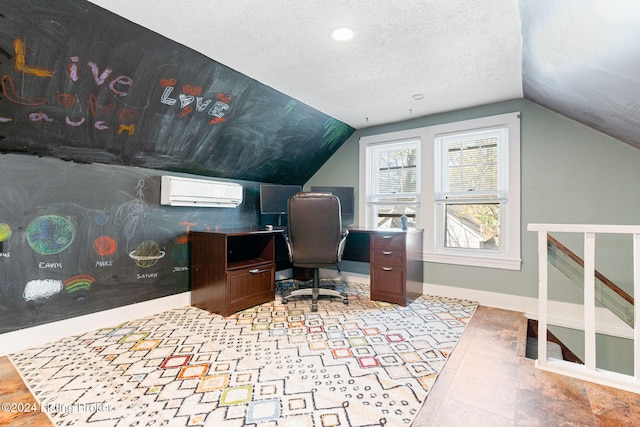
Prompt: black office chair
<box><xmin>281</xmin><ymin>192</ymin><xmax>349</xmax><ymax>311</ymax></box>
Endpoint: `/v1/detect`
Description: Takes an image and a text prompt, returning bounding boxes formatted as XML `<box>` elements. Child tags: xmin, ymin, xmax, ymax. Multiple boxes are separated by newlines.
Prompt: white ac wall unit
<box><xmin>160</xmin><ymin>176</ymin><xmax>243</xmax><ymax>208</ymax></box>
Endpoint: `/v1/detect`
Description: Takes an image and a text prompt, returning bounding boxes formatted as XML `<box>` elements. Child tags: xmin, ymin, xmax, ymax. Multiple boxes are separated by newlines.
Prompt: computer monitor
<box><xmin>259</xmin><ymin>184</ymin><xmax>302</xmax><ymax>215</ymax></box>
<box><xmin>310</xmin><ymin>186</ymin><xmax>354</xmax><ymax>216</ymax></box>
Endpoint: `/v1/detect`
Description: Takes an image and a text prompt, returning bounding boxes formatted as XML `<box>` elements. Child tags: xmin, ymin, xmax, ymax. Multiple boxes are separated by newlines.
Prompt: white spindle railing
<box><xmin>528</xmin><ymin>223</ymin><xmax>640</xmax><ymax>394</ymax></box>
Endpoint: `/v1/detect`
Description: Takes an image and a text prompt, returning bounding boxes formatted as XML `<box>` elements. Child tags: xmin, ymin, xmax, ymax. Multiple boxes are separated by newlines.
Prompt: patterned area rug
<box><xmin>9</xmin><ymin>281</ymin><xmax>477</xmax><ymax>426</ymax></box>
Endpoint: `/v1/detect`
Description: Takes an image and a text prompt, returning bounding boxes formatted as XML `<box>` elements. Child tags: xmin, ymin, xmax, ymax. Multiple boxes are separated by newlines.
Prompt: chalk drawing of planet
<box><xmin>93</xmin><ymin>236</ymin><xmax>117</xmax><ymax>256</ymax></box>
<box><xmin>0</xmin><ymin>223</ymin><xmax>12</xmax><ymax>242</ymax></box>
<box><xmin>93</xmin><ymin>211</ymin><xmax>110</xmax><ymax>226</ymax></box>
<box><xmin>129</xmin><ymin>240</ymin><xmax>165</xmax><ymax>268</ymax></box>
<box><xmin>26</xmin><ymin>215</ymin><xmax>76</xmax><ymax>255</ymax></box>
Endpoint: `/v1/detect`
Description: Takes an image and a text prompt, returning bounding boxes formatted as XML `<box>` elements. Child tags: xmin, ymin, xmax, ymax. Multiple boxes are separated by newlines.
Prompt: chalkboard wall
<box><xmin>0</xmin><ymin>0</ymin><xmax>354</xmax><ymax>184</ymax></box>
<box><xmin>0</xmin><ymin>153</ymin><xmax>272</xmax><ymax>333</ymax></box>
<box><xmin>0</xmin><ymin>0</ymin><xmax>355</xmax><ymax>333</ymax></box>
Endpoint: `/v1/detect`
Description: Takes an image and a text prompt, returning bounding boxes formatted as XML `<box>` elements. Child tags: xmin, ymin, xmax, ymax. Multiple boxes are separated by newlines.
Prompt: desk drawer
<box><xmin>370</xmin><ymin>264</ymin><xmax>406</xmax><ymax>304</ymax></box>
<box><xmin>371</xmin><ymin>234</ymin><xmax>405</xmax><ymax>251</ymax></box>
<box><xmin>370</xmin><ymin>249</ymin><xmax>405</xmax><ymax>267</ymax></box>
<box><xmin>227</xmin><ymin>264</ymin><xmax>275</xmax><ymax>312</ymax></box>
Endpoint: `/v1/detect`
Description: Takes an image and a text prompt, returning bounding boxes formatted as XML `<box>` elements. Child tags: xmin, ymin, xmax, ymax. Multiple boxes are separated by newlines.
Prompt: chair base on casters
<box><xmin>281</xmin><ymin>269</ymin><xmax>348</xmax><ymax>312</ymax></box>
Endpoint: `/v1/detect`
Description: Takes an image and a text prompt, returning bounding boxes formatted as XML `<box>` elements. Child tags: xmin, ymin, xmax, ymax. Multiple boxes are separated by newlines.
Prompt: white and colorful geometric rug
<box><xmin>9</xmin><ymin>281</ymin><xmax>477</xmax><ymax>426</ymax></box>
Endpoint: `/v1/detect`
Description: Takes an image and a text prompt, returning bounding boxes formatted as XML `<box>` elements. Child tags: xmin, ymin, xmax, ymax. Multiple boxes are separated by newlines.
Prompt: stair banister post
<box><xmin>584</xmin><ymin>232</ymin><xmax>597</xmax><ymax>372</ymax></box>
<box><xmin>537</xmin><ymin>229</ymin><xmax>548</xmax><ymax>367</ymax></box>
<box><xmin>634</xmin><ymin>232</ymin><xmax>640</xmax><ymax>381</ymax></box>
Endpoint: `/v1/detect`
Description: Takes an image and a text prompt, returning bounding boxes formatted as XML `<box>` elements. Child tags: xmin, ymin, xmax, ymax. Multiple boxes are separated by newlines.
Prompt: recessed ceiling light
<box><xmin>331</xmin><ymin>27</ymin><xmax>355</xmax><ymax>42</ymax></box>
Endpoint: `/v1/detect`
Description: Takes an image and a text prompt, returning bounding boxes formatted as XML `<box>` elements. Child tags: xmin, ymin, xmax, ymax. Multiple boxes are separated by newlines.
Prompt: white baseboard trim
<box><xmin>2</xmin><ymin>275</ymin><xmax>631</xmax><ymax>357</ymax></box>
<box><xmin>276</xmin><ymin>268</ymin><xmax>293</xmax><ymax>281</ymax></box>
<box><xmin>323</xmin><ymin>270</ymin><xmax>632</xmax><ymax>339</ymax></box>
<box><xmin>536</xmin><ymin>358</ymin><xmax>640</xmax><ymax>395</ymax></box>
<box><xmin>422</xmin><ymin>282</ymin><xmax>633</xmax><ymax>339</ymax></box>
<box><xmin>320</xmin><ymin>269</ymin><xmax>370</xmax><ymax>284</ymax></box>
<box><xmin>0</xmin><ymin>292</ymin><xmax>191</xmax><ymax>356</ymax></box>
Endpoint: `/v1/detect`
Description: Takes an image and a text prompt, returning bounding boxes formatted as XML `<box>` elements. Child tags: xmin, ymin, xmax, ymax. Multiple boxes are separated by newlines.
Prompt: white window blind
<box><xmin>374</xmin><ymin>144</ymin><xmax>418</xmax><ymax>196</ymax></box>
<box><xmin>438</xmin><ymin>128</ymin><xmax>506</xmax><ymax>199</ymax></box>
<box><xmin>358</xmin><ymin>112</ymin><xmax>520</xmax><ymax>270</ymax></box>
<box><xmin>363</xmin><ymin>138</ymin><xmax>421</xmax><ymax>229</ymax></box>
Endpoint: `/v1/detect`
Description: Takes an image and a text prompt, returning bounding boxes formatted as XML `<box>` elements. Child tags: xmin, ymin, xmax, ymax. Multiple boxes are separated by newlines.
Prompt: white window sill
<box><xmin>422</xmin><ymin>252</ymin><xmax>522</xmax><ymax>271</ymax></box>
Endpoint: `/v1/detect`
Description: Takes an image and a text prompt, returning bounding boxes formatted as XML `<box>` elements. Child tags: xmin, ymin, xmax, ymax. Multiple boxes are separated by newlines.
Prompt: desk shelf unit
<box><xmin>189</xmin><ymin>230</ymin><xmax>279</xmax><ymax>316</ymax></box>
<box><xmin>344</xmin><ymin>227</ymin><xmax>423</xmax><ymax>306</ymax></box>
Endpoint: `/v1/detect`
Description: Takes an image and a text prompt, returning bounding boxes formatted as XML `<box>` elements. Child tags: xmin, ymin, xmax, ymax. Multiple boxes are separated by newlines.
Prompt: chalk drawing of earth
<box><xmin>26</xmin><ymin>215</ymin><xmax>76</xmax><ymax>255</ymax></box>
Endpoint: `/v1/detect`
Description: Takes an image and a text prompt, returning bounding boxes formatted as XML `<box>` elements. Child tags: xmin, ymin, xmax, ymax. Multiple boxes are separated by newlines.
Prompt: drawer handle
<box><xmin>249</xmin><ymin>269</ymin><xmax>261</xmax><ymax>274</ymax></box>
<box><xmin>382</xmin><ymin>267</ymin><xmax>393</xmax><ymax>271</ymax></box>
<box><xmin>382</xmin><ymin>251</ymin><xmax>393</xmax><ymax>255</ymax></box>
<box><xmin>382</xmin><ymin>235</ymin><xmax>393</xmax><ymax>239</ymax></box>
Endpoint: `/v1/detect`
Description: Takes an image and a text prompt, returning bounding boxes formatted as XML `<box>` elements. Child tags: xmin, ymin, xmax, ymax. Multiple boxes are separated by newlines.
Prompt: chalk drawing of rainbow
<box><xmin>63</xmin><ymin>275</ymin><xmax>95</xmax><ymax>301</ymax></box>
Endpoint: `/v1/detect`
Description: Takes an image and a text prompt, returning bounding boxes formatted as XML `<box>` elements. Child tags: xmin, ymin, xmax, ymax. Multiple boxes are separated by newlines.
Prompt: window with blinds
<box><xmin>359</xmin><ymin>112</ymin><xmax>520</xmax><ymax>270</ymax></box>
<box><xmin>446</xmin><ymin>135</ymin><xmax>498</xmax><ymax>193</ymax></box>
<box><xmin>436</xmin><ymin>127</ymin><xmax>508</xmax><ymax>251</ymax></box>
<box><xmin>367</xmin><ymin>140</ymin><xmax>420</xmax><ymax>229</ymax></box>
<box><xmin>376</xmin><ymin>145</ymin><xmax>417</xmax><ymax>194</ymax></box>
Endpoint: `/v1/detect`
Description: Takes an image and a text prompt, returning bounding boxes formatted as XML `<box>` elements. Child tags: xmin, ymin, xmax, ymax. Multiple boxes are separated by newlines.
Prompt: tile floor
<box><xmin>1</xmin><ymin>305</ymin><xmax>639</xmax><ymax>426</ymax></box>
<box><xmin>413</xmin><ymin>305</ymin><xmax>640</xmax><ymax>426</ymax></box>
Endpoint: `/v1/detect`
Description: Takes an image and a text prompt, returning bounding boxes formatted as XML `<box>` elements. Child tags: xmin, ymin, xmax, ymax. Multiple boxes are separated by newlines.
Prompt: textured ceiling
<box><xmin>86</xmin><ymin>0</ymin><xmax>523</xmax><ymax>129</ymax></box>
<box><xmin>86</xmin><ymin>0</ymin><xmax>640</xmax><ymax>146</ymax></box>
<box><xmin>521</xmin><ymin>0</ymin><xmax>640</xmax><ymax>149</ymax></box>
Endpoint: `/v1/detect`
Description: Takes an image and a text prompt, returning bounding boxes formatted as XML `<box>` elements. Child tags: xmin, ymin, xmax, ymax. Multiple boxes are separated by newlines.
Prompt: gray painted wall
<box><xmin>308</xmin><ymin>99</ymin><xmax>640</xmax><ymax>302</ymax></box>
<box><xmin>309</xmin><ymin>98</ymin><xmax>640</xmax><ymax>372</ymax></box>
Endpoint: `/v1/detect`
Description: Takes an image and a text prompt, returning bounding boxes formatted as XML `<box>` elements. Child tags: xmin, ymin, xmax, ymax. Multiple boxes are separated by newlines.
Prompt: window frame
<box><xmin>428</xmin><ymin>112</ymin><xmax>521</xmax><ymax>269</ymax></box>
<box><xmin>359</xmin><ymin>130</ymin><xmax>423</xmax><ymax>229</ymax></box>
<box><xmin>359</xmin><ymin>112</ymin><xmax>521</xmax><ymax>270</ymax></box>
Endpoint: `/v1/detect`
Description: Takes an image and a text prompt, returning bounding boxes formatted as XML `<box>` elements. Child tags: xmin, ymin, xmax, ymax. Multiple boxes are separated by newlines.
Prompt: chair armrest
<box><xmin>284</xmin><ymin>235</ymin><xmax>294</xmax><ymax>263</ymax></box>
<box><xmin>337</xmin><ymin>229</ymin><xmax>349</xmax><ymax>262</ymax></box>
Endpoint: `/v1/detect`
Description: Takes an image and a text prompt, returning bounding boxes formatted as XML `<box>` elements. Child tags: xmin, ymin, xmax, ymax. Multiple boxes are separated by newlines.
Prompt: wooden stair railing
<box><xmin>547</xmin><ymin>234</ymin><xmax>634</xmax><ymax>328</ymax></box>
<box><xmin>528</xmin><ymin>223</ymin><xmax>640</xmax><ymax>393</ymax></box>
<box><xmin>527</xmin><ymin>319</ymin><xmax>583</xmax><ymax>364</ymax></box>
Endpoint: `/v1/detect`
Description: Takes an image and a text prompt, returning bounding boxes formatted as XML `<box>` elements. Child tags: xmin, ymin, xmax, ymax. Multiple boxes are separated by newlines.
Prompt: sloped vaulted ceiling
<box><xmin>0</xmin><ymin>0</ymin><xmax>355</xmax><ymax>185</ymax></box>
<box><xmin>89</xmin><ymin>0</ymin><xmax>640</xmax><ymax>148</ymax></box>
<box><xmin>2</xmin><ymin>0</ymin><xmax>640</xmax><ymax>183</ymax></box>
<box><xmin>521</xmin><ymin>0</ymin><xmax>640</xmax><ymax>149</ymax></box>
<box><xmin>85</xmin><ymin>0</ymin><xmax>525</xmax><ymax>130</ymax></box>
<box><xmin>86</xmin><ymin>0</ymin><xmax>640</xmax><ymax>151</ymax></box>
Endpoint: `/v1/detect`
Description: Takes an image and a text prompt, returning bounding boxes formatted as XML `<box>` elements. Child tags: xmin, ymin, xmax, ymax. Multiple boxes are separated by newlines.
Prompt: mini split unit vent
<box><xmin>160</xmin><ymin>176</ymin><xmax>243</xmax><ymax>208</ymax></box>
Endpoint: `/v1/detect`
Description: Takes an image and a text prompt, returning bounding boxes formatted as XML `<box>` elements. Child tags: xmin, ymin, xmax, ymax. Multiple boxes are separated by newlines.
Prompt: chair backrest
<box><xmin>287</xmin><ymin>192</ymin><xmax>343</xmax><ymax>267</ymax></box>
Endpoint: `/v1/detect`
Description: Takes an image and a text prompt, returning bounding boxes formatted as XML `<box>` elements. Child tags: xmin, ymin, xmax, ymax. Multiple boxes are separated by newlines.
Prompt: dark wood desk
<box><xmin>343</xmin><ymin>227</ymin><xmax>424</xmax><ymax>306</ymax></box>
<box><xmin>190</xmin><ymin>227</ymin><xmax>423</xmax><ymax>315</ymax></box>
<box><xmin>190</xmin><ymin>229</ymin><xmax>282</xmax><ymax>316</ymax></box>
